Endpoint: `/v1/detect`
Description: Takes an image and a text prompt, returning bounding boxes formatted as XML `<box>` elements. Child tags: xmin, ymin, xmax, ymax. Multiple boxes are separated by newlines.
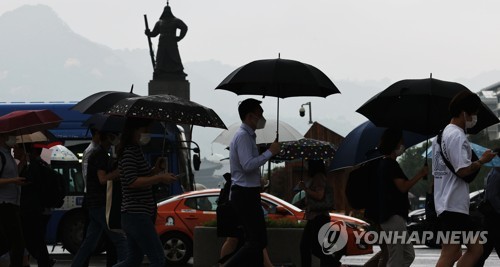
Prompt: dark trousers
<box><xmin>20</xmin><ymin>212</ymin><xmax>52</xmax><ymax>267</ymax></box>
<box><xmin>0</xmin><ymin>203</ymin><xmax>25</xmax><ymax>267</ymax></box>
<box><xmin>225</xmin><ymin>185</ymin><xmax>266</xmax><ymax>267</ymax></box>
<box><xmin>300</xmin><ymin>214</ymin><xmax>341</xmax><ymax>267</ymax></box>
<box><xmin>476</xmin><ymin>213</ymin><xmax>500</xmax><ymax>267</ymax></box>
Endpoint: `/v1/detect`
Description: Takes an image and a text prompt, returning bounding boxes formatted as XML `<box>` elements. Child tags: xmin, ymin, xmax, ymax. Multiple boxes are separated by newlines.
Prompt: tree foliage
<box><xmin>398</xmin><ymin>142</ymin><xmax>431</xmax><ymax>199</ymax></box>
<box><xmin>398</xmin><ymin>130</ymin><xmax>499</xmax><ymax>200</ymax></box>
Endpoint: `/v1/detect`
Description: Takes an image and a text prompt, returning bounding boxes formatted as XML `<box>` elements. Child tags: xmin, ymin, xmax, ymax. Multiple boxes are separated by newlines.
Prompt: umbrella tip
<box><xmin>278</xmin><ymin>53</ymin><xmax>280</xmax><ymax>59</ymax></box>
<box><xmin>130</xmin><ymin>84</ymin><xmax>134</xmax><ymax>93</ymax></box>
<box><xmin>430</xmin><ymin>73</ymin><xmax>432</xmax><ymax>79</ymax></box>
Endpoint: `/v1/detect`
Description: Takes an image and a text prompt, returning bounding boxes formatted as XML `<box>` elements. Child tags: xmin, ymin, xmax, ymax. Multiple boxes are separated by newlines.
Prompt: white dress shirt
<box><xmin>229</xmin><ymin>123</ymin><xmax>272</xmax><ymax>187</ymax></box>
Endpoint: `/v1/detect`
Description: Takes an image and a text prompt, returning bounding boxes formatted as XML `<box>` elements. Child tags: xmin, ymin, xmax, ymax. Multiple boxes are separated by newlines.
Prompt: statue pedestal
<box><xmin>148</xmin><ymin>79</ymin><xmax>191</xmax><ymax>141</ymax></box>
<box><xmin>148</xmin><ymin>79</ymin><xmax>190</xmax><ymax>100</ymax></box>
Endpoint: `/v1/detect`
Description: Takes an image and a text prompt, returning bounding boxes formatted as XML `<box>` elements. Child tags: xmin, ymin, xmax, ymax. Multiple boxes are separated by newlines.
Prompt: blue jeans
<box><xmin>113</xmin><ymin>212</ymin><xmax>165</xmax><ymax>267</ymax></box>
<box><xmin>72</xmin><ymin>207</ymin><xmax>127</xmax><ymax>267</ymax></box>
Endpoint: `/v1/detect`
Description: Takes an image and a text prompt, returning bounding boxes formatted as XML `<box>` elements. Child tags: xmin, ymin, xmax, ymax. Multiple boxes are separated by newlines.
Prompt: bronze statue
<box><xmin>145</xmin><ymin>5</ymin><xmax>188</xmax><ymax>81</ymax></box>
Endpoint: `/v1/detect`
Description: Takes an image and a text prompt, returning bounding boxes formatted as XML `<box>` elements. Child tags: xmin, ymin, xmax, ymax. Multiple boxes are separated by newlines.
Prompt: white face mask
<box><xmin>139</xmin><ymin>133</ymin><xmax>151</xmax><ymax>145</ymax></box>
<box><xmin>5</xmin><ymin>135</ymin><xmax>16</xmax><ymax>147</ymax></box>
<box><xmin>256</xmin><ymin>116</ymin><xmax>266</xmax><ymax>129</ymax></box>
<box><xmin>395</xmin><ymin>144</ymin><xmax>405</xmax><ymax>157</ymax></box>
<box><xmin>465</xmin><ymin>113</ymin><xmax>478</xmax><ymax>129</ymax></box>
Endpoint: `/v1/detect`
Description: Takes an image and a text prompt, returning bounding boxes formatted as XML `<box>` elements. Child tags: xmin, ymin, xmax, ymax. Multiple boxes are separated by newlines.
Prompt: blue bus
<box><xmin>0</xmin><ymin>102</ymin><xmax>198</xmax><ymax>253</ymax></box>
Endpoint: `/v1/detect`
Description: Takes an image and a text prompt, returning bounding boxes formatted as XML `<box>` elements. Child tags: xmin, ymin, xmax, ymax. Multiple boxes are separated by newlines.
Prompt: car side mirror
<box><xmin>193</xmin><ymin>154</ymin><xmax>201</xmax><ymax>171</ymax></box>
<box><xmin>276</xmin><ymin>206</ymin><xmax>290</xmax><ymax>216</ymax></box>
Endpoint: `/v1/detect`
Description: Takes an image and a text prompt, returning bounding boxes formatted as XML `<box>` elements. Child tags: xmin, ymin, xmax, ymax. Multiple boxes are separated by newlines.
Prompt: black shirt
<box><xmin>20</xmin><ymin>157</ymin><xmax>45</xmax><ymax>214</ymax></box>
<box><xmin>378</xmin><ymin>157</ymin><xmax>410</xmax><ymax>222</ymax></box>
<box><xmin>85</xmin><ymin>145</ymin><xmax>113</xmax><ymax>208</ymax></box>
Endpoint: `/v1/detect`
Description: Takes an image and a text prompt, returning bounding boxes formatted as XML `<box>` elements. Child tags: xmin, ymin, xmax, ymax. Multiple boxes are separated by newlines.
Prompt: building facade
<box><xmin>478</xmin><ymin>81</ymin><xmax>500</xmax><ymax>140</ymax></box>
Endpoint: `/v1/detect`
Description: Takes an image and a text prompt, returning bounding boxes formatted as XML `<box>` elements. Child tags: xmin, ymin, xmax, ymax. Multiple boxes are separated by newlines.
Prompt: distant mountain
<box><xmin>0</xmin><ymin>4</ymin><xmax>142</xmax><ymax>101</ymax></box>
<box><xmin>456</xmin><ymin>70</ymin><xmax>500</xmax><ymax>92</ymax></box>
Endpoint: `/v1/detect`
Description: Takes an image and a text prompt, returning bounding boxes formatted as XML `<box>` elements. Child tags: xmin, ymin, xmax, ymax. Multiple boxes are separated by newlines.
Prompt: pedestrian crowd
<box><xmin>0</xmin><ymin>116</ymin><xmax>177</xmax><ymax>267</ymax></box>
<box><xmin>2</xmin><ymin>91</ymin><xmax>500</xmax><ymax>267</ymax></box>
<box><xmin>217</xmin><ymin>92</ymin><xmax>500</xmax><ymax>267</ymax></box>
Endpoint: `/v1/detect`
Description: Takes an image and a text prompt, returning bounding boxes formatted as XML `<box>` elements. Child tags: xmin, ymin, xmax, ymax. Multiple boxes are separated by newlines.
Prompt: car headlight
<box><xmin>411</xmin><ymin>214</ymin><xmax>426</xmax><ymax>222</ymax></box>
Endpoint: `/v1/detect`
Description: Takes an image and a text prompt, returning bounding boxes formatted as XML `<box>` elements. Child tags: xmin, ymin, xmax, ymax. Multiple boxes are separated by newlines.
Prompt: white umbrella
<box><xmin>212</xmin><ymin>119</ymin><xmax>303</xmax><ymax>146</ymax></box>
<box><xmin>49</xmin><ymin>145</ymin><xmax>79</xmax><ymax>162</ymax></box>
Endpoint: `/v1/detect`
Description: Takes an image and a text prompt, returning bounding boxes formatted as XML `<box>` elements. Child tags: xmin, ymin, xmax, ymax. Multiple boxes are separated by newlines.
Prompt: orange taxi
<box><xmin>155</xmin><ymin>189</ymin><xmax>372</xmax><ymax>265</ymax></box>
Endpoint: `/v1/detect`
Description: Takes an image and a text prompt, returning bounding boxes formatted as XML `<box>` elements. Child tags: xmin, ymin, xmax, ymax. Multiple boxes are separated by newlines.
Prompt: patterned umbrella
<box><xmin>50</xmin><ymin>145</ymin><xmax>79</xmax><ymax>161</ymax></box>
<box><xmin>106</xmin><ymin>94</ymin><xmax>226</xmax><ymax>129</ymax></box>
<box><xmin>273</xmin><ymin>138</ymin><xmax>336</xmax><ymax>161</ymax></box>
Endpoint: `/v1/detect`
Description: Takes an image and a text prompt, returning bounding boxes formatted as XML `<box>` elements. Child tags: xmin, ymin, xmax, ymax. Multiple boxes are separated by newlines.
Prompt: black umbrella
<box><xmin>356</xmin><ymin>77</ymin><xmax>499</xmax><ymax>135</ymax></box>
<box><xmin>82</xmin><ymin>113</ymin><xmax>126</xmax><ymax>132</ymax></box>
<box><xmin>215</xmin><ymin>56</ymin><xmax>340</xmax><ymax>139</ymax></box>
<box><xmin>329</xmin><ymin>121</ymin><xmax>430</xmax><ymax>171</ymax></box>
<box><xmin>106</xmin><ymin>94</ymin><xmax>227</xmax><ymax>129</ymax></box>
<box><xmin>71</xmin><ymin>85</ymin><xmax>139</xmax><ymax>114</ymax></box>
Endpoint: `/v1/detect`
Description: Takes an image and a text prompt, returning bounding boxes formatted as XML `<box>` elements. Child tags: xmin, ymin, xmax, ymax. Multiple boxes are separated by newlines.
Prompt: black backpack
<box><xmin>217</xmin><ymin>173</ymin><xmax>232</xmax><ymax>206</ymax></box>
<box><xmin>38</xmin><ymin>160</ymin><xmax>66</xmax><ymax>208</ymax></box>
<box><xmin>346</xmin><ymin>157</ymin><xmax>382</xmax><ymax>210</ymax></box>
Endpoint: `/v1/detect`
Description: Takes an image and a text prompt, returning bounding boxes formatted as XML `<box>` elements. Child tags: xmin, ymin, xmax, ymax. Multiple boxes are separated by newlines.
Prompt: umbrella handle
<box><xmin>423</xmin><ymin>139</ymin><xmax>429</xmax><ymax>180</ymax></box>
<box><xmin>423</xmin><ymin>160</ymin><xmax>428</xmax><ymax>180</ymax></box>
<box><xmin>276</xmin><ymin>97</ymin><xmax>280</xmax><ymax>142</ymax></box>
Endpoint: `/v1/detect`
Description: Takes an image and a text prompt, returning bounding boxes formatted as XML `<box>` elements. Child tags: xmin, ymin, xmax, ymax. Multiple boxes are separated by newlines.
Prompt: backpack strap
<box><xmin>437</xmin><ymin>130</ymin><xmax>458</xmax><ymax>176</ymax></box>
<box><xmin>437</xmin><ymin>130</ymin><xmax>477</xmax><ymax>183</ymax></box>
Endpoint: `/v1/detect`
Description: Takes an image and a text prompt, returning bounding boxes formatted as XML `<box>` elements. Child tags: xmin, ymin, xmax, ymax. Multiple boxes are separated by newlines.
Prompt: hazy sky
<box><xmin>2</xmin><ymin>0</ymin><xmax>500</xmax><ymax>159</ymax></box>
<box><xmin>2</xmin><ymin>0</ymin><xmax>500</xmax><ymax>82</ymax></box>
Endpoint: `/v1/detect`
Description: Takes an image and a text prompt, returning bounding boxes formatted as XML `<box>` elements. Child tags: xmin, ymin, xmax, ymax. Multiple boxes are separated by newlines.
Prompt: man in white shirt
<box><xmin>432</xmin><ymin>90</ymin><xmax>496</xmax><ymax>267</ymax></box>
<box><xmin>225</xmin><ymin>99</ymin><xmax>280</xmax><ymax>267</ymax></box>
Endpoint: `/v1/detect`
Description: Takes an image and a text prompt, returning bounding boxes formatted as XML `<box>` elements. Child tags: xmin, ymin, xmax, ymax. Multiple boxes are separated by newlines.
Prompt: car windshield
<box><xmin>262</xmin><ymin>193</ymin><xmax>302</xmax><ymax>213</ymax></box>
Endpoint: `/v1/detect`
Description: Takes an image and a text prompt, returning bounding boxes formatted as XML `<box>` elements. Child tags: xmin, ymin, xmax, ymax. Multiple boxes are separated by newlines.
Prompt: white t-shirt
<box><xmin>432</xmin><ymin>124</ymin><xmax>472</xmax><ymax>216</ymax></box>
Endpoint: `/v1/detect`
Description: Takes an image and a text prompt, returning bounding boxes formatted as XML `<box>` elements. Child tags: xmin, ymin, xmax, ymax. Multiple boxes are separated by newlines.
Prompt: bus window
<box><xmin>51</xmin><ymin>161</ymin><xmax>84</xmax><ymax>195</ymax></box>
<box><xmin>70</xmin><ymin>168</ymin><xmax>84</xmax><ymax>193</ymax></box>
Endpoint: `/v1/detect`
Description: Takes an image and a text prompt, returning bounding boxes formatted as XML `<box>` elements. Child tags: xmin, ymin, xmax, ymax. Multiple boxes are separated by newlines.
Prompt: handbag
<box><xmin>106</xmin><ymin>179</ymin><xmax>123</xmax><ymax>233</ymax></box>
